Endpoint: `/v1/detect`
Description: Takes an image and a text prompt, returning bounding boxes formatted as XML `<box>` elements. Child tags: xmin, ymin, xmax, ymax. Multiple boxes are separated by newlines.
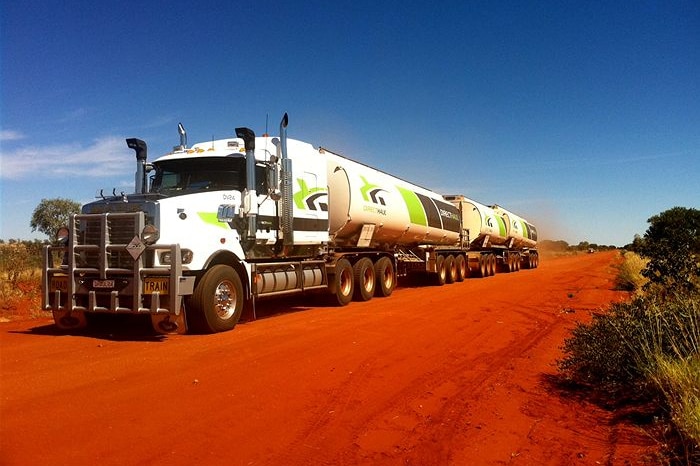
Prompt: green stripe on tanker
<box><xmin>397</xmin><ymin>186</ymin><xmax>428</xmax><ymax>227</ymax></box>
<box><xmin>497</xmin><ymin>216</ymin><xmax>507</xmax><ymax>237</ymax></box>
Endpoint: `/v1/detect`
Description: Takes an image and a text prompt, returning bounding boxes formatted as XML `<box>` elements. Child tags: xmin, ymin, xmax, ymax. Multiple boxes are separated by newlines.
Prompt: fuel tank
<box><xmin>324</xmin><ymin>149</ymin><xmax>461</xmax><ymax>248</ymax></box>
<box><xmin>491</xmin><ymin>205</ymin><xmax>538</xmax><ymax>249</ymax></box>
<box><xmin>444</xmin><ymin>195</ymin><xmax>509</xmax><ymax>248</ymax></box>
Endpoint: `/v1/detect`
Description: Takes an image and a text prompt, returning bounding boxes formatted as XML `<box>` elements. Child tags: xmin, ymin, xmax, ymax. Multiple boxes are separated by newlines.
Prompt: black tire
<box><xmin>435</xmin><ymin>255</ymin><xmax>447</xmax><ymax>286</ymax></box>
<box><xmin>188</xmin><ymin>265</ymin><xmax>244</xmax><ymax>333</ymax></box>
<box><xmin>329</xmin><ymin>258</ymin><xmax>354</xmax><ymax>306</ymax></box>
<box><xmin>445</xmin><ymin>255</ymin><xmax>457</xmax><ymax>284</ymax></box>
<box><xmin>489</xmin><ymin>254</ymin><xmax>497</xmax><ymax>276</ymax></box>
<box><xmin>374</xmin><ymin>256</ymin><xmax>396</xmax><ymax>297</ymax></box>
<box><xmin>478</xmin><ymin>255</ymin><xmax>487</xmax><ymax>278</ymax></box>
<box><xmin>455</xmin><ymin>255</ymin><xmax>467</xmax><ymax>282</ymax></box>
<box><xmin>353</xmin><ymin>257</ymin><xmax>375</xmax><ymax>301</ymax></box>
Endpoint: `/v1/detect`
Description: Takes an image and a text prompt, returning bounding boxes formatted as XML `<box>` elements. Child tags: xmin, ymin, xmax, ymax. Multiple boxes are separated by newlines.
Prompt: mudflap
<box><xmin>52</xmin><ymin>310</ymin><xmax>87</xmax><ymax>331</ymax></box>
<box><xmin>151</xmin><ymin>311</ymin><xmax>187</xmax><ymax>335</ymax></box>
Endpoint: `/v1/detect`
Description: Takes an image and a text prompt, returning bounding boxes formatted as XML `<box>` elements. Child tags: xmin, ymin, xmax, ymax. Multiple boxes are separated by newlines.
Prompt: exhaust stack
<box><xmin>177</xmin><ymin>123</ymin><xmax>187</xmax><ymax>150</ymax></box>
<box><xmin>126</xmin><ymin>138</ymin><xmax>148</xmax><ymax>194</ymax></box>
<box><xmin>279</xmin><ymin>113</ymin><xmax>294</xmax><ymax>246</ymax></box>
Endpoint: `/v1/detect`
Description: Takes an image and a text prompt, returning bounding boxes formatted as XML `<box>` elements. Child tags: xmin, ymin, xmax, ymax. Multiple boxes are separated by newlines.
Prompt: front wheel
<box><xmin>188</xmin><ymin>265</ymin><xmax>244</xmax><ymax>333</ymax></box>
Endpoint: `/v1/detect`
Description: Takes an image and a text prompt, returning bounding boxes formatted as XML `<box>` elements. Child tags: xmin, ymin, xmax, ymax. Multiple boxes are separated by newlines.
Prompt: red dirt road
<box><xmin>1</xmin><ymin>252</ymin><xmax>657</xmax><ymax>465</ymax></box>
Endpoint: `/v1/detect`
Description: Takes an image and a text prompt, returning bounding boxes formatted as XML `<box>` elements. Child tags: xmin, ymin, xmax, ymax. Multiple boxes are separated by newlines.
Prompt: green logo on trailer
<box><xmin>293</xmin><ymin>179</ymin><xmax>328</xmax><ymax>211</ymax></box>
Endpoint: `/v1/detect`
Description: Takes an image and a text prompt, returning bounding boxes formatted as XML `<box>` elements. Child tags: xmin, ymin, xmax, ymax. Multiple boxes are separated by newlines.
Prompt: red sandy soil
<box><xmin>0</xmin><ymin>251</ymin><xmax>660</xmax><ymax>465</ymax></box>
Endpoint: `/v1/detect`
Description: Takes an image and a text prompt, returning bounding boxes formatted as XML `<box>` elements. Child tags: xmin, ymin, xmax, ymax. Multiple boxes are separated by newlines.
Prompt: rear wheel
<box><xmin>435</xmin><ymin>255</ymin><xmax>447</xmax><ymax>285</ymax></box>
<box><xmin>353</xmin><ymin>258</ymin><xmax>375</xmax><ymax>301</ymax></box>
<box><xmin>445</xmin><ymin>255</ymin><xmax>457</xmax><ymax>284</ymax></box>
<box><xmin>329</xmin><ymin>258</ymin><xmax>354</xmax><ymax>306</ymax></box>
<box><xmin>374</xmin><ymin>256</ymin><xmax>396</xmax><ymax>297</ymax></box>
<box><xmin>455</xmin><ymin>255</ymin><xmax>467</xmax><ymax>282</ymax></box>
<box><xmin>489</xmin><ymin>254</ymin><xmax>497</xmax><ymax>276</ymax></box>
<box><xmin>478</xmin><ymin>255</ymin><xmax>488</xmax><ymax>278</ymax></box>
<box><xmin>188</xmin><ymin>265</ymin><xmax>244</xmax><ymax>333</ymax></box>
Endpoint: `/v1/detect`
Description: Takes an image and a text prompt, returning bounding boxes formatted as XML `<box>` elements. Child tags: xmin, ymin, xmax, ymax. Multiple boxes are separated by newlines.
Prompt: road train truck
<box><xmin>43</xmin><ymin>114</ymin><xmax>537</xmax><ymax>334</ymax></box>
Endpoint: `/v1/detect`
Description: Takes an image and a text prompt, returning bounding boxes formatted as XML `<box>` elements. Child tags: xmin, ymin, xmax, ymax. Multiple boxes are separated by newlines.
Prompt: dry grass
<box><xmin>0</xmin><ymin>243</ymin><xmax>44</xmax><ymax>319</ymax></box>
<box><xmin>614</xmin><ymin>251</ymin><xmax>648</xmax><ymax>292</ymax></box>
<box><xmin>652</xmin><ymin>355</ymin><xmax>700</xmax><ymax>453</ymax></box>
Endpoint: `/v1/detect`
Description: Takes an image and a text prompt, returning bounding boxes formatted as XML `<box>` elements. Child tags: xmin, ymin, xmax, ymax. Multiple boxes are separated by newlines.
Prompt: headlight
<box><xmin>141</xmin><ymin>224</ymin><xmax>160</xmax><ymax>245</ymax></box>
<box><xmin>56</xmin><ymin>226</ymin><xmax>69</xmax><ymax>246</ymax></box>
<box><xmin>159</xmin><ymin>249</ymin><xmax>193</xmax><ymax>265</ymax></box>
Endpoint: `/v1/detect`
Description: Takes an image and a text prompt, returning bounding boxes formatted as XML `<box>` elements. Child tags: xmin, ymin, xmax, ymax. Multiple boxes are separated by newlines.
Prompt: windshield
<box><xmin>151</xmin><ymin>157</ymin><xmax>250</xmax><ymax>195</ymax></box>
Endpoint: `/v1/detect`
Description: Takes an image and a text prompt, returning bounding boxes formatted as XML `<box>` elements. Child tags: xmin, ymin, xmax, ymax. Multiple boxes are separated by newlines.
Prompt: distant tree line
<box><xmin>538</xmin><ymin>239</ymin><xmax>618</xmax><ymax>253</ymax></box>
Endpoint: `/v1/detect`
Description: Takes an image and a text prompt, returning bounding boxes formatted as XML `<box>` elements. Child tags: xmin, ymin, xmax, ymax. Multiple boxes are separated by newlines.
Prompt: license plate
<box><xmin>50</xmin><ymin>276</ymin><xmax>68</xmax><ymax>292</ymax></box>
<box><xmin>144</xmin><ymin>278</ymin><xmax>169</xmax><ymax>295</ymax></box>
<box><xmin>93</xmin><ymin>279</ymin><xmax>115</xmax><ymax>289</ymax></box>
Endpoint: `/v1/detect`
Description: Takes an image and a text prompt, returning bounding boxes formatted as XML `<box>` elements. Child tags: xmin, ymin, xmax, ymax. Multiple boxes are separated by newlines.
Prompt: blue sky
<box><xmin>1</xmin><ymin>0</ymin><xmax>698</xmax><ymax>246</ymax></box>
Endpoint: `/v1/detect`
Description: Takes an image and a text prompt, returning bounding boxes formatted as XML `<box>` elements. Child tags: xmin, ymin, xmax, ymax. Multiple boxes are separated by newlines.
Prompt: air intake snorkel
<box><xmin>126</xmin><ymin>138</ymin><xmax>148</xmax><ymax>194</ymax></box>
<box><xmin>235</xmin><ymin>126</ymin><xmax>257</xmax><ymax>244</ymax></box>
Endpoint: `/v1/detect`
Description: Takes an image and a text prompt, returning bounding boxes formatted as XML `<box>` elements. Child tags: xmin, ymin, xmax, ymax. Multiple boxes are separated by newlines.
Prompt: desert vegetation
<box><xmin>0</xmin><ymin>240</ymin><xmax>44</xmax><ymax>318</ymax></box>
<box><xmin>559</xmin><ymin>206</ymin><xmax>700</xmax><ymax>464</ymax></box>
<box><xmin>539</xmin><ymin>239</ymin><xmax>618</xmax><ymax>255</ymax></box>
<box><xmin>613</xmin><ymin>250</ymin><xmax>649</xmax><ymax>292</ymax></box>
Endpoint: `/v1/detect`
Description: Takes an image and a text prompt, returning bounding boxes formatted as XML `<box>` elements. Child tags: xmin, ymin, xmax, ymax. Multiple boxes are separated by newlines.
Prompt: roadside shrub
<box><xmin>0</xmin><ymin>242</ymin><xmax>42</xmax><ymax>313</ymax></box>
<box><xmin>559</xmin><ymin>291</ymin><xmax>699</xmax><ymax>396</ymax></box>
<box><xmin>614</xmin><ymin>251</ymin><xmax>648</xmax><ymax>292</ymax></box>
<box><xmin>558</xmin><ymin>295</ymin><xmax>655</xmax><ymax>396</ymax></box>
<box><xmin>0</xmin><ymin>243</ymin><xmax>32</xmax><ymax>286</ymax></box>
<box><xmin>651</xmin><ymin>354</ymin><xmax>700</xmax><ymax>462</ymax></box>
<box><xmin>558</xmin><ymin>290</ymin><xmax>700</xmax><ymax>460</ymax></box>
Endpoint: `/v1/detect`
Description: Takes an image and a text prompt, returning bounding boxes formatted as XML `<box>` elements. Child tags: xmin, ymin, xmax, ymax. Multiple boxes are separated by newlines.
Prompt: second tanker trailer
<box><xmin>43</xmin><ymin>114</ymin><xmax>538</xmax><ymax>334</ymax></box>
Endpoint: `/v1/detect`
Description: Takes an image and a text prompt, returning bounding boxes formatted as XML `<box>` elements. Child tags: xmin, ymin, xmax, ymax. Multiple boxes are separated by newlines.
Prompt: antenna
<box><xmin>264</xmin><ymin>113</ymin><xmax>269</xmax><ymax>137</ymax></box>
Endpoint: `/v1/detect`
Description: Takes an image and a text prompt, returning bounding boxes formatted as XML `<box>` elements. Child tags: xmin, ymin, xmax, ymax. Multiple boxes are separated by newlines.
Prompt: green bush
<box><xmin>559</xmin><ymin>291</ymin><xmax>699</xmax><ymax>391</ymax></box>
<box><xmin>558</xmin><ymin>290</ymin><xmax>700</xmax><ymax>460</ymax></box>
<box><xmin>558</xmin><ymin>295</ymin><xmax>655</xmax><ymax>395</ymax></box>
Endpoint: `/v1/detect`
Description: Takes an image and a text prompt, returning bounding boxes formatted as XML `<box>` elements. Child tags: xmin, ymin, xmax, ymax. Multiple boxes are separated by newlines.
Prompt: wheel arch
<box><xmin>199</xmin><ymin>250</ymin><xmax>251</xmax><ymax>300</ymax></box>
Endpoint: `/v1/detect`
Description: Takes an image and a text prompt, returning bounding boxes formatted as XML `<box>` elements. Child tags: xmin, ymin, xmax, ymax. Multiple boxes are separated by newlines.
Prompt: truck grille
<box><xmin>77</xmin><ymin>214</ymin><xmax>139</xmax><ymax>269</ymax></box>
